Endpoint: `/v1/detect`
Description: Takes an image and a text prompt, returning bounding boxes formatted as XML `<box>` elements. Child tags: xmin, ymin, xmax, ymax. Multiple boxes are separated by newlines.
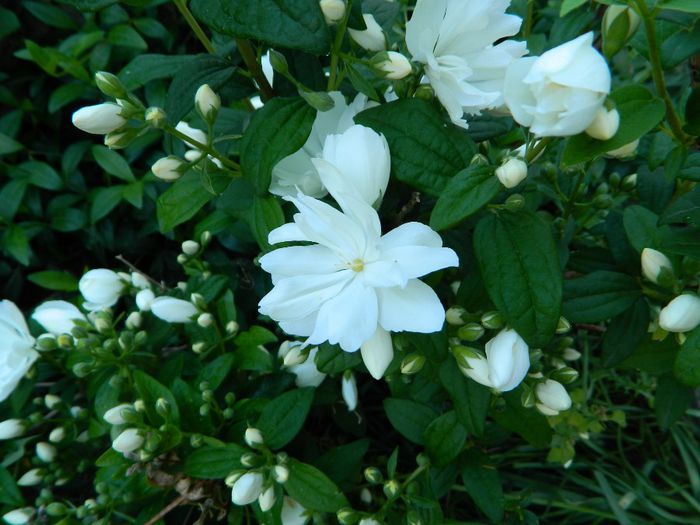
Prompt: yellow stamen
<box><xmin>349</xmin><ymin>258</ymin><xmax>365</xmax><ymax>272</ymax></box>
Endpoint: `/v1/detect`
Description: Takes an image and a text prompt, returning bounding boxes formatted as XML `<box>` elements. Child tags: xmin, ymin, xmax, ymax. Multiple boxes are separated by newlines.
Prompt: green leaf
<box><xmin>90</xmin><ymin>186</ymin><xmax>124</xmax><ymax>223</ymax></box>
<box><xmin>621</xmin><ymin>337</ymin><xmax>679</xmax><ymax>374</ymax></box>
<box><xmin>461</xmin><ymin>450</ymin><xmax>504</xmax><ymax>523</ymax></box>
<box><xmin>684</xmin><ymin>86</ymin><xmax>700</xmax><ymax>136</ymax></box>
<box><xmin>562</xmin><ymin>86</ymin><xmax>665</xmax><ymax>166</ymax></box>
<box><xmin>22</xmin><ymin>161</ymin><xmax>63</xmax><ymax>189</ymax></box>
<box><xmin>383</xmin><ymin>398</ymin><xmax>438</xmax><ymax>445</ymax></box>
<box><xmin>355</xmin><ymin>99</ymin><xmax>476</xmax><ymax>195</ymax></box>
<box><xmin>0</xmin><ymin>7</ymin><xmax>20</xmax><ymax>40</ymax></box>
<box><xmin>314</xmin><ymin>343</ymin><xmax>362</xmax><ymax>374</ymax></box>
<box><xmin>91</xmin><ymin>145</ymin><xmax>135</xmax><ymax>182</ymax></box>
<box><xmin>560</xmin><ymin>0</ymin><xmax>588</xmax><ymax>17</ymax></box>
<box><xmin>601</xmin><ymin>299</ymin><xmax>650</xmax><ymax>367</ymax></box>
<box><xmin>256</xmin><ymin>388</ymin><xmax>314</xmax><ymax>450</ymax></box>
<box><xmin>184</xmin><ymin>444</ymin><xmax>247</xmax><ymax>479</ymax></box>
<box><xmin>660</xmin><ymin>0</ymin><xmax>700</xmax><ymax>12</ymax></box>
<box><xmin>424</xmin><ymin>411</ymin><xmax>467</xmax><ymax>467</ymax></box>
<box><xmin>623</xmin><ymin>205</ymin><xmax>665</xmax><ymax>251</ymax></box>
<box><xmin>660</xmin><ymin>185</ymin><xmax>700</xmax><ymax>226</ymax></box>
<box><xmin>438</xmin><ymin>361</ymin><xmax>490</xmax><ymax>436</ymax></box>
<box><xmin>0</xmin><ymin>465</ymin><xmax>23</xmax><ymax>506</ymax></box>
<box><xmin>157</xmin><ymin>171</ymin><xmax>229</xmax><ymax>232</ymax></box>
<box><xmin>430</xmin><ymin>165</ymin><xmax>501</xmax><ymax>231</ymax></box>
<box><xmin>27</xmin><ymin>271</ymin><xmax>79</xmax><ymax>292</ymax></box>
<box><xmin>0</xmin><ymin>133</ymin><xmax>22</xmax><ymax>156</ymax></box>
<box><xmin>3</xmin><ymin>226</ymin><xmax>30</xmax><ymax>265</ymax></box>
<box><xmin>313</xmin><ymin>439</ymin><xmax>370</xmax><ymax>485</ymax></box>
<box><xmin>285</xmin><ymin>459</ymin><xmax>349</xmax><ymax>512</ymax></box>
<box><xmin>474</xmin><ymin>211</ymin><xmax>562</xmax><ymax>347</ymax></box>
<box><xmin>563</xmin><ymin>271</ymin><xmax>641</xmax><ymax>323</ymax></box>
<box><xmin>118</xmin><ymin>54</ymin><xmax>196</xmax><ymax>90</ymax></box>
<box><xmin>23</xmin><ymin>1</ymin><xmax>77</xmax><ymax>29</ymax></box>
<box><xmin>246</xmin><ymin>196</ymin><xmax>286</xmax><ymax>251</ymax></box>
<box><xmin>0</xmin><ymin>179</ymin><xmax>28</xmax><ymax>221</ymax></box>
<box><xmin>133</xmin><ymin>370</ymin><xmax>181</xmax><ymax>426</ymax></box>
<box><xmin>661</xmin><ymin>19</ymin><xmax>700</xmax><ymax>68</ymax></box>
<box><xmin>196</xmin><ymin>354</ymin><xmax>235</xmax><ymax>390</ymax></box>
<box><xmin>662</xmin><ymin>227</ymin><xmax>700</xmax><ymax>259</ymax></box>
<box><xmin>191</xmin><ymin>0</ymin><xmax>330</xmax><ymax>55</ymax></box>
<box><xmin>674</xmin><ymin>326</ymin><xmax>700</xmax><ymax>387</ymax></box>
<box><xmin>240</xmin><ymin>97</ymin><xmax>315</xmax><ymax>195</ymax></box>
<box><xmin>107</xmin><ymin>24</ymin><xmax>147</xmax><ymax>50</ymax></box>
<box><xmin>492</xmin><ymin>391</ymin><xmax>553</xmax><ymax>447</ymax></box>
<box><xmin>655</xmin><ymin>373</ymin><xmax>693</xmax><ymax>431</ymax></box>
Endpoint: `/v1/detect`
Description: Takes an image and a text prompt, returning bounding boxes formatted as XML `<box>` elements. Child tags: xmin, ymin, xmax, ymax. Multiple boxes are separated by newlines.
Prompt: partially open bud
<box><xmin>641</xmin><ymin>248</ymin><xmax>673</xmax><ymax>285</ymax></box>
<box><xmin>458</xmin><ymin>323</ymin><xmax>485</xmax><ymax>342</ymax></box>
<box><xmin>273</xmin><ymin>465</ymin><xmax>289</xmax><ymax>484</ymax></box>
<box><xmin>445</xmin><ymin>306</ymin><xmax>466</xmax><ymax>326</ymax></box>
<box><xmin>144</xmin><ymin>107</ymin><xmax>167</xmax><ymax>128</ymax></box>
<box><xmin>112</xmin><ymin>428</ymin><xmax>144</xmax><ymax>454</ymax></box>
<box><xmin>104</xmin><ymin>404</ymin><xmax>134</xmax><ymax>425</ymax></box>
<box><xmin>364</xmin><ymin>467</ymin><xmax>383</xmax><ymax>485</ymax></box>
<box><xmin>460</xmin><ymin>329</ymin><xmax>530</xmax><ymax>392</ymax></box>
<box><xmin>258</xmin><ymin>485</ymin><xmax>276</xmax><ymax>511</ymax></box>
<box><xmin>383</xmin><ymin>479</ymin><xmax>400</xmax><ymax>498</ymax></box>
<box><xmin>152</xmin><ymin>156</ymin><xmax>185</xmax><ymax>182</ymax></box>
<box><xmin>348</xmin><ymin>13</ymin><xmax>385</xmax><ymax>52</ymax></box>
<box><xmin>536</xmin><ymin>379</ymin><xmax>572</xmax><ymax>416</ymax></box>
<box><xmin>341</xmin><ymin>371</ymin><xmax>358</xmax><ymax>411</ymax></box>
<box><xmin>400</xmin><ymin>354</ymin><xmax>426</xmax><ymax>375</ymax></box>
<box><xmin>195</xmin><ymin>84</ymin><xmax>221</xmax><ymax>121</ymax></box>
<box><xmin>585</xmin><ymin>107</ymin><xmax>620</xmax><ymax>141</ymax></box>
<box><xmin>495</xmin><ymin>158</ymin><xmax>528</xmax><ymax>188</ymax></box>
<box><xmin>72</xmin><ymin>103</ymin><xmax>126</xmax><ymax>135</ymax></box>
<box><xmin>0</xmin><ymin>419</ymin><xmax>26</xmax><ymax>440</ymax></box>
<box><xmin>372</xmin><ymin>51</ymin><xmax>412</xmax><ymax>80</ymax></box>
<box><xmin>602</xmin><ymin>5</ymin><xmax>641</xmax><ymax>57</ymax></box>
<box><xmin>104</xmin><ymin>129</ymin><xmax>138</xmax><ymax>149</ymax></box>
<box><xmin>245</xmin><ymin>427</ymin><xmax>264</xmax><ymax>448</ymax></box>
<box><xmin>231</xmin><ymin>471</ymin><xmax>264</xmax><ymax>506</ymax></box>
<box><xmin>319</xmin><ymin>0</ymin><xmax>345</xmax><ymax>24</ymax></box>
<box><xmin>283</xmin><ymin>344</ymin><xmax>309</xmax><ymax>366</ymax></box>
<box><xmin>659</xmin><ymin>294</ymin><xmax>700</xmax><ymax>333</ymax></box>
<box><xmin>150</xmin><ymin>297</ymin><xmax>199</xmax><ymax>323</ymax></box>
<box><xmin>2</xmin><ymin>508</ymin><xmax>35</xmax><ymax>525</ymax></box>
<box><xmin>480</xmin><ymin>311</ymin><xmax>503</xmax><ymax>330</ymax></box>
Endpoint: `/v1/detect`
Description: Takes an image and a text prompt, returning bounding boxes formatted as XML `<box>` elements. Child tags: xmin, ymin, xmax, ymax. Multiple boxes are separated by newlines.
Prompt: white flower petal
<box><xmin>32</xmin><ymin>300</ymin><xmax>85</xmax><ymax>335</ymax></box>
<box><xmin>380</xmin><ymin>245</ymin><xmax>459</xmax><ymax>280</ymax></box>
<box><xmin>380</xmin><ymin>222</ymin><xmax>443</xmax><ymax>249</ymax></box>
<box><xmin>260</xmin><ymin>245</ymin><xmax>343</xmax><ymax>283</ymax></box>
<box><xmin>377</xmin><ymin>280</ymin><xmax>445</xmax><ymax>333</ymax></box>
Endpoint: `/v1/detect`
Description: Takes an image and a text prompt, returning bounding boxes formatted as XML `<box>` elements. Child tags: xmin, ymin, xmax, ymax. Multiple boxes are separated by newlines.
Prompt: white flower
<box><xmin>136</xmin><ymin>289</ymin><xmax>156</xmax><ymax>311</ymax></box>
<box><xmin>349</xmin><ymin>14</ymin><xmax>385</xmax><ymax>52</ymax></box>
<box><xmin>641</xmin><ymin>248</ymin><xmax>673</xmax><ymax>284</ymax></box>
<box><xmin>258</xmin><ymin>180</ymin><xmax>459</xmax><ymax>380</ymax></box>
<box><xmin>320</xmin><ymin>0</ymin><xmax>345</xmax><ymax>24</ymax></box>
<box><xmin>32</xmin><ymin>300</ymin><xmax>86</xmax><ymax>335</ymax></box>
<box><xmin>287</xmin><ymin>346</ymin><xmax>327</xmax><ymax>387</ymax></box>
<box><xmin>2</xmin><ymin>508</ymin><xmax>35</xmax><ymax>525</ymax></box>
<box><xmin>152</xmin><ymin>156</ymin><xmax>184</xmax><ymax>181</ymax></box>
<box><xmin>374</xmin><ymin>51</ymin><xmax>412</xmax><ymax>80</ymax></box>
<box><xmin>585</xmin><ymin>107</ymin><xmax>620</xmax><ymax>141</ymax></box>
<box><xmin>231</xmin><ymin>471</ymin><xmax>264</xmax><ymax>505</ymax></box>
<box><xmin>0</xmin><ymin>300</ymin><xmax>38</xmax><ymax>403</ymax></box>
<box><xmin>103</xmin><ymin>403</ymin><xmax>134</xmax><ymax>425</ymax></box>
<box><xmin>406</xmin><ymin>0</ymin><xmax>527</xmax><ymax>128</ymax></box>
<box><xmin>504</xmin><ymin>32</ymin><xmax>611</xmax><ymax>137</ymax></box>
<box><xmin>0</xmin><ymin>419</ymin><xmax>26</xmax><ymax>440</ymax></box>
<box><xmin>536</xmin><ymin>379</ymin><xmax>572</xmax><ymax>415</ymax></box>
<box><xmin>460</xmin><ymin>329</ymin><xmax>529</xmax><ymax>392</ymax></box>
<box><xmin>72</xmin><ymin>103</ymin><xmax>126</xmax><ymax>135</ymax></box>
<box><xmin>195</xmin><ymin>84</ymin><xmax>221</xmax><ymax>119</ymax></box>
<box><xmin>150</xmin><ymin>297</ymin><xmax>199</xmax><ymax>323</ymax></box>
<box><xmin>495</xmin><ymin>158</ymin><xmax>528</xmax><ymax>188</ymax></box>
<box><xmin>258</xmin><ymin>485</ymin><xmax>276</xmax><ymax>511</ymax></box>
<box><xmin>659</xmin><ymin>294</ymin><xmax>700</xmax><ymax>333</ymax></box>
<box><xmin>79</xmin><ymin>269</ymin><xmax>124</xmax><ymax>311</ymax></box>
<box><xmin>281</xmin><ymin>497</ymin><xmax>309</xmax><ymax>525</ymax></box>
<box><xmin>112</xmin><ymin>428</ymin><xmax>144</xmax><ymax>454</ymax></box>
<box><xmin>341</xmin><ymin>372</ymin><xmax>358</xmax><ymax>411</ymax></box>
<box><xmin>311</xmin><ymin>124</ymin><xmax>391</xmax><ymax>208</ymax></box>
<box><xmin>270</xmin><ymin>92</ymin><xmax>376</xmax><ymax>198</ymax></box>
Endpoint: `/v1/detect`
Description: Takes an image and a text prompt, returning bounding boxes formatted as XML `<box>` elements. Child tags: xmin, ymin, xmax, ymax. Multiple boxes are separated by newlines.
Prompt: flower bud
<box><xmin>341</xmin><ymin>371</ymin><xmax>358</xmax><ymax>411</ymax></box>
<box><xmin>190</xmin><ymin>293</ymin><xmax>206</xmax><ymax>309</ymax></box>
<box><xmin>150</xmin><ymin>297</ymin><xmax>199</xmax><ymax>323</ymax></box>
<box><xmin>136</xmin><ymin>289</ymin><xmax>155</xmax><ymax>311</ymax></box>
<box><xmin>272</xmin><ymin>465</ymin><xmax>289</xmax><ymax>484</ymax></box>
<box><xmin>94</xmin><ymin>71</ymin><xmax>127</xmax><ymax>99</ymax></box>
<box><xmin>364</xmin><ymin>467</ymin><xmax>383</xmax><ymax>485</ymax></box>
<box><xmin>245</xmin><ymin>427</ymin><xmax>264</xmax><ymax>448</ymax></box>
<box><xmin>495</xmin><ymin>158</ymin><xmax>528</xmax><ymax>188</ymax></box>
<box><xmin>445</xmin><ymin>306</ymin><xmax>466</xmax><ymax>326</ymax></box>
<box><xmin>348</xmin><ymin>14</ymin><xmax>385</xmax><ymax>52</ymax></box>
<box><xmin>231</xmin><ymin>471</ymin><xmax>264</xmax><ymax>505</ymax></box>
<box><xmin>155</xmin><ymin>397</ymin><xmax>170</xmax><ymax>418</ymax></box>
<box><xmin>226</xmin><ymin>320</ymin><xmax>240</xmax><ymax>335</ymax></box>
<box><xmin>0</xmin><ymin>419</ymin><xmax>26</xmax><ymax>440</ymax></box>
<box><xmin>400</xmin><ymin>354</ymin><xmax>426</xmax><ymax>375</ymax></box>
<box><xmin>241</xmin><ymin>453</ymin><xmax>260</xmax><ymax>468</ymax></box>
<box><xmin>79</xmin><ymin>268</ymin><xmax>123</xmax><ymax>311</ymax></box>
<box><xmin>18</xmin><ymin>468</ymin><xmax>43</xmax><ymax>486</ymax></box>
<box><xmin>641</xmin><ymin>248</ymin><xmax>673</xmax><ymax>285</ymax></box>
<box><xmin>563</xmin><ymin>348</ymin><xmax>581</xmax><ymax>361</ymax></box>
<box><xmin>195</xmin><ymin>84</ymin><xmax>221</xmax><ymax>121</ymax></box>
<box><xmin>602</xmin><ymin>5</ymin><xmax>641</xmax><ymax>56</ymax></box>
<box><xmin>49</xmin><ymin>427</ymin><xmax>66</xmax><ymax>443</ymax></box>
<box><xmin>182</xmin><ymin>240</ymin><xmax>200</xmax><ymax>256</ymax></box>
<box><xmin>320</xmin><ymin>0</ymin><xmax>345</xmax><ymax>24</ymax></box>
<box><xmin>458</xmin><ymin>323</ymin><xmax>485</xmax><ymax>342</ymax></box>
<box><xmin>460</xmin><ymin>329</ymin><xmax>530</xmax><ymax>392</ymax></box>
<box><xmin>152</xmin><ymin>156</ymin><xmax>185</xmax><ymax>182</ymax></box>
<box><xmin>480</xmin><ymin>311</ymin><xmax>503</xmax><ymax>330</ymax></box>
<box><xmin>43</xmin><ymin>394</ymin><xmax>60</xmax><ymax>410</ymax></box>
<box><xmin>36</xmin><ymin>334</ymin><xmax>57</xmax><ymax>351</ymax></box>
<box><xmin>283</xmin><ymin>344</ymin><xmax>309</xmax><ymax>366</ymax></box>
<box><xmin>606</xmin><ymin>139</ymin><xmax>639</xmax><ymax>159</ymax></box>
<box><xmin>104</xmin><ymin>129</ymin><xmax>137</xmax><ymax>149</ymax></box>
<box><xmin>192</xmin><ymin>342</ymin><xmax>207</xmax><ymax>354</ymax></box>
<box><xmin>504</xmin><ymin>193</ymin><xmax>525</xmax><ymax>211</ymax></box>
<box><xmin>659</xmin><ymin>294</ymin><xmax>700</xmax><ymax>333</ymax></box>
<box><xmin>197</xmin><ymin>313</ymin><xmax>214</xmax><ymax>328</ymax></box>
<box><xmin>225</xmin><ymin>471</ymin><xmax>244</xmax><ymax>487</ymax></box>
<box><xmin>556</xmin><ymin>317</ymin><xmax>571</xmax><ymax>334</ymax></box>
<box><xmin>258</xmin><ymin>485</ymin><xmax>276</xmax><ymax>511</ymax></box>
<box><xmin>144</xmin><ymin>107</ymin><xmax>167</xmax><ymax>128</ymax></box>
<box><xmin>359</xmin><ymin>519</ymin><xmax>381</xmax><ymax>525</ymax></box>
<box><xmin>112</xmin><ymin>428</ymin><xmax>144</xmax><ymax>454</ymax></box>
<box><xmin>383</xmin><ymin>479</ymin><xmax>400</xmax><ymax>498</ymax></box>
<box><xmin>585</xmin><ymin>107</ymin><xmax>620</xmax><ymax>141</ymax></box>
<box><xmin>536</xmin><ymin>379</ymin><xmax>572</xmax><ymax>415</ymax></box>
<box><xmin>36</xmin><ymin>442</ymin><xmax>57</xmax><ymax>463</ymax></box>
<box><xmin>551</xmin><ymin>366</ymin><xmax>579</xmax><ymax>384</ymax></box>
<box><xmin>2</xmin><ymin>508</ymin><xmax>35</xmax><ymax>525</ymax></box>
<box><xmin>125</xmin><ymin>311</ymin><xmax>142</xmax><ymax>330</ymax></box>
<box><xmin>72</xmin><ymin>103</ymin><xmax>126</xmax><ymax>135</ymax></box>
<box><xmin>360</xmin><ymin>488</ymin><xmax>372</xmax><ymax>504</ymax></box>
<box><xmin>337</xmin><ymin>508</ymin><xmax>359</xmax><ymax>525</ymax></box>
<box><xmin>372</xmin><ymin>51</ymin><xmax>412</xmax><ymax>80</ymax></box>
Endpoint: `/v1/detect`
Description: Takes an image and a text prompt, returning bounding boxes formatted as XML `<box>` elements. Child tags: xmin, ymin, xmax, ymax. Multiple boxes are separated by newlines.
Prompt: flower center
<box><xmin>349</xmin><ymin>258</ymin><xmax>365</xmax><ymax>272</ymax></box>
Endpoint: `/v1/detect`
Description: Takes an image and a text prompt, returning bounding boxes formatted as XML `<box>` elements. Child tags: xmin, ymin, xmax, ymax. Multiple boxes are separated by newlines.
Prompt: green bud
<box><xmin>383</xmin><ymin>479</ymin><xmax>400</xmax><ymax>498</ymax></box>
<box><xmin>46</xmin><ymin>502</ymin><xmax>67</xmax><ymax>517</ymax></box>
<box><xmin>95</xmin><ymin>71</ymin><xmax>127</xmax><ymax>99</ymax></box>
<box><xmin>337</xmin><ymin>508</ymin><xmax>359</xmax><ymax>525</ymax></box>
<box><xmin>556</xmin><ymin>317</ymin><xmax>571</xmax><ymax>334</ymax></box>
<box><xmin>458</xmin><ymin>323</ymin><xmax>485</xmax><ymax>342</ymax></box>
<box><xmin>480</xmin><ymin>311</ymin><xmax>503</xmax><ymax>330</ymax></box>
<box><xmin>36</xmin><ymin>335</ymin><xmax>57</xmax><ymax>351</ymax></box>
<box><xmin>72</xmin><ymin>362</ymin><xmax>93</xmax><ymax>378</ymax></box>
<box><xmin>364</xmin><ymin>467</ymin><xmax>383</xmax><ymax>485</ymax></box>
<box><xmin>521</xmin><ymin>385</ymin><xmax>536</xmax><ymax>408</ymax></box>
<box><xmin>155</xmin><ymin>398</ymin><xmax>170</xmax><ymax>418</ymax></box>
<box><xmin>190</xmin><ymin>293</ymin><xmax>206</xmax><ymax>310</ymax></box>
<box><xmin>104</xmin><ymin>128</ymin><xmax>140</xmax><ymax>150</ymax></box>
<box><xmin>445</xmin><ymin>306</ymin><xmax>466</xmax><ymax>326</ymax></box>
<box><xmin>268</xmin><ymin>49</ymin><xmax>289</xmax><ymax>74</ymax></box>
<box><xmin>609</xmin><ymin>172</ymin><xmax>622</xmax><ymax>188</ymax></box>
<box><xmin>190</xmin><ymin>434</ymin><xmax>203</xmax><ymax>448</ymax></box>
<box><xmin>414</xmin><ymin>84</ymin><xmax>434</xmax><ymax>101</ymax></box>
<box><xmin>407</xmin><ymin>510</ymin><xmax>423</xmax><ymax>525</ymax></box>
<box><xmin>450</xmin><ymin>345</ymin><xmax>481</xmax><ymax>369</ymax></box>
<box><xmin>201</xmin><ymin>390</ymin><xmax>214</xmax><ymax>402</ymax></box>
<box><xmin>225</xmin><ymin>392</ymin><xmax>236</xmax><ymax>405</ymax></box>
<box><xmin>118</xmin><ymin>331</ymin><xmax>134</xmax><ymax>351</ymax></box>
<box><xmin>400</xmin><ymin>354</ymin><xmax>426</xmax><ymax>375</ymax></box>
<box><xmin>241</xmin><ymin>452</ymin><xmax>261</xmax><ymax>468</ymax></box>
<box><xmin>593</xmin><ymin>194</ymin><xmax>614</xmax><ymax>209</ymax></box>
<box><xmin>134</xmin><ymin>331</ymin><xmax>148</xmax><ymax>347</ymax></box>
<box><xmin>622</xmin><ymin>173</ymin><xmax>637</xmax><ymax>190</ymax></box>
<box><xmin>299</xmin><ymin>89</ymin><xmax>336</xmax><ymax>112</ymax></box>
<box><xmin>470</xmin><ymin>153</ymin><xmax>489</xmax><ymax>167</ymax></box>
<box><xmin>223</xmin><ymin>407</ymin><xmax>235</xmax><ymax>419</ymax></box>
<box><xmin>504</xmin><ymin>193</ymin><xmax>525</xmax><ymax>211</ymax></box>
<box><xmin>199</xmin><ymin>404</ymin><xmax>210</xmax><ymax>417</ymax></box>
<box><xmin>551</xmin><ymin>366</ymin><xmax>579</xmax><ymax>384</ymax></box>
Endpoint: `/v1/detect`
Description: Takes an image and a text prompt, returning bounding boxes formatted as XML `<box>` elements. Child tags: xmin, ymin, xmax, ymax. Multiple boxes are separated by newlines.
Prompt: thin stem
<box><xmin>172</xmin><ymin>0</ymin><xmax>215</xmax><ymax>54</ymax></box>
<box><xmin>328</xmin><ymin>0</ymin><xmax>353</xmax><ymax>91</ymax></box>
<box><xmin>631</xmin><ymin>0</ymin><xmax>690</xmax><ymax>145</ymax></box>
<box><xmin>164</xmin><ymin>125</ymin><xmax>240</xmax><ymax>172</ymax></box>
<box><xmin>236</xmin><ymin>39</ymin><xmax>274</xmax><ymax>102</ymax></box>
<box><xmin>377</xmin><ymin>463</ymin><xmax>429</xmax><ymax>518</ymax></box>
<box><xmin>523</xmin><ymin>0</ymin><xmax>535</xmax><ymax>39</ymax></box>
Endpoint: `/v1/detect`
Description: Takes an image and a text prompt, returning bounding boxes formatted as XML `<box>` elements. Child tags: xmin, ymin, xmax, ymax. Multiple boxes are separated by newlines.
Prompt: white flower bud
<box><xmin>445</xmin><ymin>306</ymin><xmax>466</xmax><ymax>326</ymax></box>
<box><xmin>225</xmin><ymin>471</ymin><xmax>244</xmax><ymax>487</ymax></box>
<box><xmin>245</xmin><ymin>427</ymin><xmax>264</xmax><ymax>448</ymax></box>
<box><xmin>192</xmin><ymin>342</ymin><xmax>207</xmax><ymax>353</ymax></box>
<box><xmin>197</xmin><ymin>313</ymin><xmax>214</xmax><ymax>328</ymax></box>
<box><xmin>152</xmin><ymin>156</ymin><xmax>185</xmax><ymax>182</ymax></box>
<box><xmin>359</xmin><ymin>519</ymin><xmax>381</xmax><ymax>525</ymax></box>
<box><xmin>320</xmin><ymin>0</ymin><xmax>345</xmax><ymax>24</ymax></box>
<box><xmin>641</xmin><ymin>248</ymin><xmax>673</xmax><ymax>285</ymax></box>
<box><xmin>0</xmin><ymin>419</ymin><xmax>26</xmax><ymax>440</ymax></box>
<box><xmin>182</xmin><ymin>240</ymin><xmax>200</xmax><ymax>256</ymax></box>
<box><xmin>136</xmin><ymin>289</ymin><xmax>156</xmax><ymax>312</ymax></box>
<box><xmin>585</xmin><ymin>107</ymin><xmax>620</xmax><ymax>141</ymax></box>
<box><xmin>112</xmin><ymin>428</ymin><xmax>144</xmax><ymax>454</ymax></box>
<box><xmin>103</xmin><ymin>403</ymin><xmax>134</xmax><ymax>425</ymax></box>
<box><xmin>562</xmin><ymin>348</ymin><xmax>582</xmax><ymax>361</ymax></box>
<box><xmin>2</xmin><ymin>508</ymin><xmax>35</xmax><ymax>525</ymax></box>
<box><xmin>348</xmin><ymin>14</ymin><xmax>385</xmax><ymax>52</ymax></box>
<box><xmin>606</xmin><ymin>139</ymin><xmax>639</xmax><ymax>158</ymax></box>
<box><xmin>288</xmin><ymin>347</ymin><xmax>326</xmax><ymax>388</ymax></box>
<box><xmin>341</xmin><ymin>372</ymin><xmax>358</xmax><ymax>411</ymax></box>
<box><xmin>602</xmin><ymin>5</ymin><xmax>641</xmax><ymax>55</ymax></box>
<box><xmin>373</xmin><ymin>51</ymin><xmax>412</xmax><ymax>80</ymax></box>
<box><xmin>79</xmin><ymin>268</ymin><xmax>123</xmax><ymax>311</ymax></box>
<box><xmin>272</xmin><ymin>465</ymin><xmax>289</xmax><ymax>484</ymax></box>
<box><xmin>18</xmin><ymin>468</ymin><xmax>43</xmax><ymax>486</ymax></box>
<box><xmin>360</xmin><ymin>488</ymin><xmax>372</xmax><ymax>504</ymax></box>
<box><xmin>226</xmin><ymin>320</ymin><xmax>240</xmax><ymax>335</ymax></box>
<box><xmin>36</xmin><ymin>442</ymin><xmax>57</xmax><ymax>463</ymax></box>
<box><xmin>283</xmin><ymin>344</ymin><xmax>308</xmax><ymax>367</ymax></box>
<box><xmin>150</xmin><ymin>297</ymin><xmax>199</xmax><ymax>323</ymax></box>
<box><xmin>131</xmin><ymin>272</ymin><xmax>150</xmax><ymax>289</ymax></box>
<box><xmin>281</xmin><ymin>497</ymin><xmax>307</xmax><ymax>524</ymax></box>
<box><xmin>659</xmin><ymin>294</ymin><xmax>700</xmax><ymax>333</ymax></box>
<box><xmin>44</xmin><ymin>394</ymin><xmax>61</xmax><ymax>409</ymax></box>
<box><xmin>536</xmin><ymin>379</ymin><xmax>572</xmax><ymax>415</ymax></box>
<box><xmin>258</xmin><ymin>485</ymin><xmax>276</xmax><ymax>512</ymax></box>
<box><xmin>495</xmin><ymin>158</ymin><xmax>528</xmax><ymax>188</ymax></box>
<box><xmin>126</xmin><ymin>311</ymin><xmax>143</xmax><ymax>330</ymax></box>
<box><xmin>49</xmin><ymin>427</ymin><xmax>66</xmax><ymax>443</ymax></box>
<box><xmin>400</xmin><ymin>354</ymin><xmax>426</xmax><ymax>375</ymax></box>
<box><xmin>72</xmin><ymin>103</ymin><xmax>126</xmax><ymax>135</ymax></box>
<box><xmin>231</xmin><ymin>471</ymin><xmax>264</xmax><ymax>505</ymax></box>
<box><xmin>195</xmin><ymin>84</ymin><xmax>221</xmax><ymax>120</ymax></box>
<box><xmin>460</xmin><ymin>329</ymin><xmax>530</xmax><ymax>392</ymax></box>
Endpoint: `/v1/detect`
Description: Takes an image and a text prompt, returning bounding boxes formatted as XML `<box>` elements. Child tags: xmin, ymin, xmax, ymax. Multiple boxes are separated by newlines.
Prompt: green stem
<box><xmin>523</xmin><ymin>0</ymin><xmax>535</xmax><ymax>39</ymax></box>
<box><xmin>631</xmin><ymin>0</ymin><xmax>689</xmax><ymax>145</ymax></box>
<box><xmin>377</xmin><ymin>463</ymin><xmax>429</xmax><ymax>518</ymax></box>
<box><xmin>328</xmin><ymin>0</ymin><xmax>353</xmax><ymax>91</ymax></box>
<box><xmin>164</xmin><ymin>125</ymin><xmax>240</xmax><ymax>172</ymax></box>
<box><xmin>236</xmin><ymin>39</ymin><xmax>274</xmax><ymax>102</ymax></box>
<box><xmin>172</xmin><ymin>0</ymin><xmax>215</xmax><ymax>54</ymax></box>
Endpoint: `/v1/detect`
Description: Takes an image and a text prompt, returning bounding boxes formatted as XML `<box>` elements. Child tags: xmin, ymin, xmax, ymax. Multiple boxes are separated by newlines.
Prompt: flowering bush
<box><xmin>1</xmin><ymin>0</ymin><xmax>700</xmax><ymax>524</ymax></box>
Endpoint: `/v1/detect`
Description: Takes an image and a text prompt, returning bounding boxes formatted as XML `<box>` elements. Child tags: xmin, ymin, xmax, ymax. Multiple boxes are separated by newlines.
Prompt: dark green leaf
<box><xmin>383</xmin><ymin>398</ymin><xmax>438</xmax><ymax>445</ymax></box>
<box><xmin>3</xmin><ymin>226</ymin><xmax>30</xmax><ymax>265</ymax></box>
<box><xmin>196</xmin><ymin>354</ymin><xmax>236</xmax><ymax>390</ymax></box>
<box><xmin>0</xmin><ymin>466</ymin><xmax>23</xmax><ymax>506</ymax></box>
<box><xmin>674</xmin><ymin>326</ymin><xmax>700</xmax><ymax>387</ymax></box>
<box><xmin>623</xmin><ymin>205</ymin><xmax>665</xmax><ymax>251</ymax></box>
<box><xmin>90</xmin><ymin>186</ymin><xmax>124</xmax><ymax>223</ymax></box>
<box><xmin>461</xmin><ymin>450</ymin><xmax>504</xmax><ymax>523</ymax></box>
<box><xmin>133</xmin><ymin>370</ymin><xmax>181</xmax><ymax>426</ymax></box>
<box><xmin>602</xmin><ymin>299</ymin><xmax>650</xmax><ymax>367</ymax></box>
<box><xmin>492</xmin><ymin>391</ymin><xmax>553</xmax><ymax>447</ymax></box>
<box><xmin>424</xmin><ymin>411</ymin><xmax>467</xmax><ymax>467</ymax></box>
<box><xmin>184</xmin><ymin>444</ymin><xmax>247</xmax><ymax>478</ymax></box>
<box><xmin>314</xmin><ymin>343</ymin><xmax>362</xmax><ymax>374</ymax></box>
<box><xmin>439</xmin><ymin>360</ymin><xmax>490</xmax><ymax>436</ymax></box>
<box><xmin>91</xmin><ymin>145</ymin><xmax>135</xmax><ymax>182</ymax></box>
<box><xmin>157</xmin><ymin>171</ymin><xmax>230</xmax><ymax>232</ymax></box>
<box><xmin>660</xmin><ymin>185</ymin><xmax>700</xmax><ymax>227</ymax></box>
<box><xmin>313</xmin><ymin>439</ymin><xmax>370</xmax><ymax>485</ymax></box>
<box><xmin>257</xmin><ymin>388</ymin><xmax>314</xmax><ymax>449</ymax></box>
<box><xmin>119</xmin><ymin>54</ymin><xmax>196</xmax><ymax>90</ymax></box>
<box><xmin>246</xmin><ymin>196</ymin><xmax>286</xmax><ymax>251</ymax></box>
<box><xmin>23</xmin><ymin>161</ymin><xmax>63</xmax><ymax>190</ymax></box>
<box><xmin>285</xmin><ymin>459</ymin><xmax>349</xmax><ymax>512</ymax></box>
<box><xmin>0</xmin><ymin>133</ymin><xmax>22</xmax><ymax>156</ymax></box>
<box><xmin>563</xmin><ymin>271</ymin><xmax>641</xmax><ymax>323</ymax></box>
<box><xmin>27</xmin><ymin>271</ymin><xmax>78</xmax><ymax>292</ymax></box>
<box><xmin>107</xmin><ymin>24</ymin><xmax>147</xmax><ymax>50</ymax></box>
<box><xmin>655</xmin><ymin>373</ymin><xmax>693</xmax><ymax>430</ymax></box>
<box><xmin>685</xmin><ymin>87</ymin><xmax>700</xmax><ymax>136</ymax></box>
